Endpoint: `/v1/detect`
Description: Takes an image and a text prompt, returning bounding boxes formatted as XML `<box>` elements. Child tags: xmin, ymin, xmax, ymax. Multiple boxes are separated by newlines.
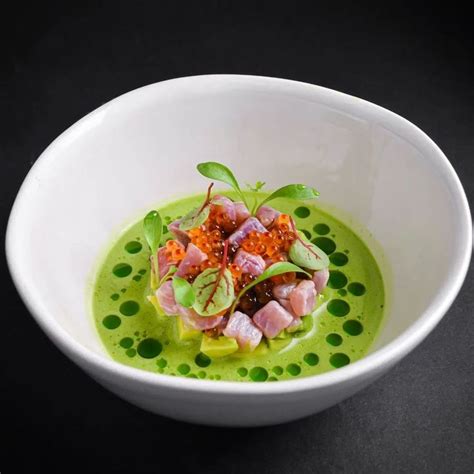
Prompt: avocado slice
<box><xmin>231</xmin><ymin>340</ymin><xmax>269</xmax><ymax>358</ymax></box>
<box><xmin>146</xmin><ymin>295</ymin><xmax>165</xmax><ymax>316</ymax></box>
<box><xmin>177</xmin><ymin>317</ymin><xmax>202</xmax><ymax>341</ymax></box>
<box><xmin>267</xmin><ymin>337</ymin><xmax>292</xmax><ymax>351</ymax></box>
<box><xmin>200</xmin><ymin>335</ymin><xmax>239</xmax><ymax>358</ymax></box>
<box><xmin>274</xmin><ymin>329</ymin><xmax>290</xmax><ymax>339</ymax></box>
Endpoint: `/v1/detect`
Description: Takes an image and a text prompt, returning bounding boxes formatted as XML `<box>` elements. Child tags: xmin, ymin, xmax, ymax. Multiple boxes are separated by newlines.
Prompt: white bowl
<box><xmin>6</xmin><ymin>75</ymin><xmax>471</xmax><ymax>427</ymax></box>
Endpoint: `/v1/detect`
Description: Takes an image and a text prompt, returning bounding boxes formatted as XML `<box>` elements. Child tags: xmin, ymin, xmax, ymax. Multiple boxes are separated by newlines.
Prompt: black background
<box><xmin>2</xmin><ymin>2</ymin><xmax>473</xmax><ymax>473</ymax></box>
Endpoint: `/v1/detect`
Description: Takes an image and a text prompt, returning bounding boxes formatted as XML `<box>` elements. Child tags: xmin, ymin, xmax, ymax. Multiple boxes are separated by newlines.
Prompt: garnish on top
<box><xmin>144</xmin><ymin>162</ymin><xmax>330</xmax><ymax>358</ymax></box>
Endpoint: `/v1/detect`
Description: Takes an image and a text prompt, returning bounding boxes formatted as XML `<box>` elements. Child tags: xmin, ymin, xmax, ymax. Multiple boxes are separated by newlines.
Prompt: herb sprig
<box><xmin>143</xmin><ymin>210</ymin><xmax>163</xmax><ymax>290</ymax></box>
<box><xmin>197</xmin><ymin>161</ymin><xmax>319</xmax><ymax>214</ymax></box>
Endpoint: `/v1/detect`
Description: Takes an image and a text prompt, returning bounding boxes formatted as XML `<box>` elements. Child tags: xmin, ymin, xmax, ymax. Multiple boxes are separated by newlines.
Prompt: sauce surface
<box><xmin>92</xmin><ymin>192</ymin><xmax>385</xmax><ymax>382</ymax></box>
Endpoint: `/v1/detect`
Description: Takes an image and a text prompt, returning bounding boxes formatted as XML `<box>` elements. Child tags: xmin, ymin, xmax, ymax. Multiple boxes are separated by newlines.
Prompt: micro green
<box><xmin>192</xmin><ymin>239</ymin><xmax>234</xmax><ymax>316</ymax></box>
<box><xmin>143</xmin><ymin>210</ymin><xmax>163</xmax><ymax>290</ymax></box>
<box><xmin>179</xmin><ymin>183</ymin><xmax>214</xmax><ymax>231</ymax></box>
<box><xmin>158</xmin><ymin>265</ymin><xmax>177</xmax><ymax>286</ymax></box>
<box><xmin>289</xmin><ymin>218</ymin><xmax>329</xmax><ymax>271</ymax></box>
<box><xmin>172</xmin><ymin>276</ymin><xmax>196</xmax><ymax>308</ymax></box>
<box><xmin>197</xmin><ymin>162</ymin><xmax>319</xmax><ymax>215</ymax></box>
<box><xmin>197</xmin><ymin>162</ymin><xmax>249</xmax><ymax>209</ymax></box>
<box><xmin>256</xmin><ymin>184</ymin><xmax>319</xmax><ymax>211</ymax></box>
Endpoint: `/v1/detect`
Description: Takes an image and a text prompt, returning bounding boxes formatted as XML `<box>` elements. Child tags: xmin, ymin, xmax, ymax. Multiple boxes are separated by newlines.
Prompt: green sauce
<box><xmin>313</xmin><ymin>223</ymin><xmax>330</xmax><ymax>235</ymax></box>
<box><xmin>125</xmin><ymin>241</ymin><xmax>143</xmax><ymax>254</ymax></box>
<box><xmin>303</xmin><ymin>353</ymin><xmax>319</xmax><ymax>366</ymax></box>
<box><xmin>92</xmin><ymin>192</ymin><xmax>385</xmax><ymax>381</ymax></box>
<box><xmin>312</xmin><ymin>237</ymin><xmax>336</xmax><ymax>255</ymax></box>
<box><xmin>328</xmin><ymin>270</ymin><xmax>348</xmax><ymax>289</ymax></box>
<box><xmin>329</xmin><ymin>252</ymin><xmax>348</xmax><ymax>266</ymax></box>
<box><xmin>112</xmin><ymin>263</ymin><xmax>133</xmax><ymax>278</ymax></box>
<box><xmin>326</xmin><ymin>333</ymin><xmax>343</xmax><ymax>346</ymax></box>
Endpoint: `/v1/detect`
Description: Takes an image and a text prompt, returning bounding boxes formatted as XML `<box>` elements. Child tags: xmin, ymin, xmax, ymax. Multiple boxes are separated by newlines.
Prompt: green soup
<box><xmin>92</xmin><ymin>192</ymin><xmax>384</xmax><ymax>382</ymax></box>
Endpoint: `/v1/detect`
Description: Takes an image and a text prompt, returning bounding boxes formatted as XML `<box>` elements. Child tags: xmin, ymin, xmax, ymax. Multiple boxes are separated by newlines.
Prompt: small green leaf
<box><xmin>172</xmin><ymin>276</ymin><xmax>196</xmax><ymax>308</ymax></box>
<box><xmin>230</xmin><ymin>262</ymin><xmax>310</xmax><ymax>313</ymax></box>
<box><xmin>197</xmin><ymin>162</ymin><xmax>248</xmax><ymax>208</ymax></box>
<box><xmin>143</xmin><ymin>210</ymin><xmax>163</xmax><ymax>254</ymax></box>
<box><xmin>178</xmin><ymin>205</ymin><xmax>210</xmax><ymax>231</ymax></box>
<box><xmin>159</xmin><ymin>265</ymin><xmax>177</xmax><ymax>286</ymax></box>
<box><xmin>246</xmin><ymin>181</ymin><xmax>266</xmax><ymax>192</ymax></box>
<box><xmin>197</xmin><ymin>162</ymin><xmax>241</xmax><ymax>193</ymax></box>
<box><xmin>144</xmin><ymin>210</ymin><xmax>163</xmax><ymax>291</ymax></box>
<box><xmin>289</xmin><ymin>231</ymin><xmax>329</xmax><ymax>270</ymax></box>
<box><xmin>192</xmin><ymin>267</ymin><xmax>235</xmax><ymax>316</ymax></box>
<box><xmin>257</xmin><ymin>184</ymin><xmax>319</xmax><ymax>210</ymax></box>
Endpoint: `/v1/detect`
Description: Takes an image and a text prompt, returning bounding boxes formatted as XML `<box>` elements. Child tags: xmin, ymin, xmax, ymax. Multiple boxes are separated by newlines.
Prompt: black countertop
<box><xmin>2</xmin><ymin>3</ymin><xmax>473</xmax><ymax>473</ymax></box>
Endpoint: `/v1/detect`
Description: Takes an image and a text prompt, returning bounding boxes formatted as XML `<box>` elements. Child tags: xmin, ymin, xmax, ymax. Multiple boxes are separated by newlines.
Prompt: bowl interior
<box><xmin>8</xmin><ymin>76</ymin><xmax>469</xmax><ymax>365</ymax></box>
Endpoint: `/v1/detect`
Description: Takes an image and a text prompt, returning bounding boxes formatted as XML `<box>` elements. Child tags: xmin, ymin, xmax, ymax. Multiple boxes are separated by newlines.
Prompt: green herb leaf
<box><xmin>179</xmin><ymin>182</ymin><xmax>214</xmax><ymax>231</ymax></box>
<box><xmin>257</xmin><ymin>184</ymin><xmax>319</xmax><ymax>210</ymax></box>
<box><xmin>172</xmin><ymin>276</ymin><xmax>196</xmax><ymax>308</ymax></box>
<box><xmin>159</xmin><ymin>265</ymin><xmax>177</xmax><ymax>286</ymax></box>
<box><xmin>230</xmin><ymin>262</ymin><xmax>310</xmax><ymax>313</ymax></box>
<box><xmin>144</xmin><ymin>210</ymin><xmax>163</xmax><ymax>291</ymax></box>
<box><xmin>179</xmin><ymin>205</ymin><xmax>210</xmax><ymax>231</ymax></box>
<box><xmin>197</xmin><ymin>162</ymin><xmax>248</xmax><ymax>208</ymax></box>
<box><xmin>289</xmin><ymin>231</ymin><xmax>329</xmax><ymax>270</ymax></box>
<box><xmin>143</xmin><ymin>210</ymin><xmax>163</xmax><ymax>254</ymax></box>
<box><xmin>246</xmin><ymin>181</ymin><xmax>266</xmax><ymax>192</ymax></box>
<box><xmin>192</xmin><ymin>267</ymin><xmax>235</xmax><ymax>316</ymax></box>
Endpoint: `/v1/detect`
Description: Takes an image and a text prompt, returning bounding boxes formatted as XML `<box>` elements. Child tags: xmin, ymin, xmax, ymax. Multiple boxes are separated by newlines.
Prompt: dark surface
<box><xmin>2</xmin><ymin>3</ymin><xmax>473</xmax><ymax>473</ymax></box>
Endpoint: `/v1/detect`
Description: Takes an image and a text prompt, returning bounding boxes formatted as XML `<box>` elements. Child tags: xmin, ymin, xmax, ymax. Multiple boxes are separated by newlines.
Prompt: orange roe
<box><xmin>176</xmin><ymin>202</ymin><xmax>298</xmax><ymax>291</ymax></box>
<box><xmin>255</xmin><ymin>243</ymin><xmax>266</xmax><ymax>255</ymax></box>
<box><xmin>277</xmin><ymin>213</ymin><xmax>291</xmax><ymax>225</ymax></box>
<box><xmin>172</xmin><ymin>247</ymin><xmax>186</xmax><ymax>261</ymax></box>
<box><xmin>242</xmin><ymin>240</ymin><xmax>256</xmax><ymax>252</ymax></box>
<box><xmin>239</xmin><ymin>215</ymin><xmax>296</xmax><ymax>262</ymax></box>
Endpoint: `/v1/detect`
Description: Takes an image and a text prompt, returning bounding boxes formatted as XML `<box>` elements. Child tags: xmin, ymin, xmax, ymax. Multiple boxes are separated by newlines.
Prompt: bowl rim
<box><xmin>6</xmin><ymin>74</ymin><xmax>472</xmax><ymax>395</ymax></box>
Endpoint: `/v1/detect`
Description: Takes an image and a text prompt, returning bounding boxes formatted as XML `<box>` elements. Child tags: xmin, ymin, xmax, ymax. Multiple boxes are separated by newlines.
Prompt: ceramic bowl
<box><xmin>6</xmin><ymin>75</ymin><xmax>471</xmax><ymax>426</ymax></box>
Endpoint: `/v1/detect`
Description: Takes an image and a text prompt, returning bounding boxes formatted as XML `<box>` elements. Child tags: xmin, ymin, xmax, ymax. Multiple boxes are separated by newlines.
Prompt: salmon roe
<box><xmin>166</xmin><ymin>207</ymin><xmax>298</xmax><ymax>294</ymax></box>
<box><xmin>239</xmin><ymin>214</ymin><xmax>296</xmax><ymax>263</ymax></box>
<box><xmin>165</xmin><ymin>240</ymin><xmax>186</xmax><ymax>262</ymax></box>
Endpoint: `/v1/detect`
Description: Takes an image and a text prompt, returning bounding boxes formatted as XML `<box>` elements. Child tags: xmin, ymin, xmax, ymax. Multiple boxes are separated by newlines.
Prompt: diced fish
<box><xmin>289</xmin><ymin>280</ymin><xmax>316</xmax><ymax>317</ymax></box>
<box><xmin>234</xmin><ymin>201</ymin><xmax>251</xmax><ymax>225</ymax></box>
<box><xmin>155</xmin><ymin>281</ymin><xmax>180</xmax><ymax>316</ymax></box>
<box><xmin>176</xmin><ymin>243</ymin><xmax>208</xmax><ymax>277</ymax></box>
<box><xmin>204</xmin><ymin>314</ymin><xmax>229</xmax><ymax>337</ymax></box>
<box><xmin>233</xmin><ymin>249</ymin><xmax>266</xmax><ymax>276</ymax></box>
<box><xmin>273</xmin><ymin>281</ymin><xmax>299</xmax><ymax>300</ymax></box>
<box><xmin>211</xmin><ymin>195</ymin><xmax>237</xmax><ymax>222</ymax></box>
<box><xmin>278</xmin><ymin>297</ymin><xmax>298</xmax><ymax>318</ymax></box>
<box><xmin>179</xmin><ymin>308</ymin><xmax>224</xmax><ymax>330</ymax></box>
<box><xmin>256</xmin><ymin>205</ymin><xmax>280</xmax><ymax>228</ymax></box>
<box><xmin>223</xmin><ymin>311</ymin><xmax>262</xmax><ymax>351</ymax></box>
<box><xmin>252</xmin><ymin>300</ymin><xmax>293</xmax><ymax>339</ymax></box>
<box><xmin>168</xmin><ymin>219</ymin><xmax>190</xmax><ymax>247</ymax></box>
<box><xmin>228</xmin><ymin>217</ymin><xmax>267</xmax><ymax>248</ymax></box>
<box><xmin>273</xmin><ymin>281</ymin><xmax>300</xmax><ymax>318</ymax></box>
<box><xmin>156</xmin><ymin>279</ymin><xmax>223</xmax><ymax>330</ymax></box>
<box><xmin>312</xmin><ymin>268</ymin><xmax>330</xmax><ymax>294</ymax></box>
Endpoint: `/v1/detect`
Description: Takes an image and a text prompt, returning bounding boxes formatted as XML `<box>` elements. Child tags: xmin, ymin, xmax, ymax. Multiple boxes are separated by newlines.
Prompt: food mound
<box><xmin>145</xmin><ymin>162</ymin><xmax>330</xmax><ymax>359</ymax></box>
